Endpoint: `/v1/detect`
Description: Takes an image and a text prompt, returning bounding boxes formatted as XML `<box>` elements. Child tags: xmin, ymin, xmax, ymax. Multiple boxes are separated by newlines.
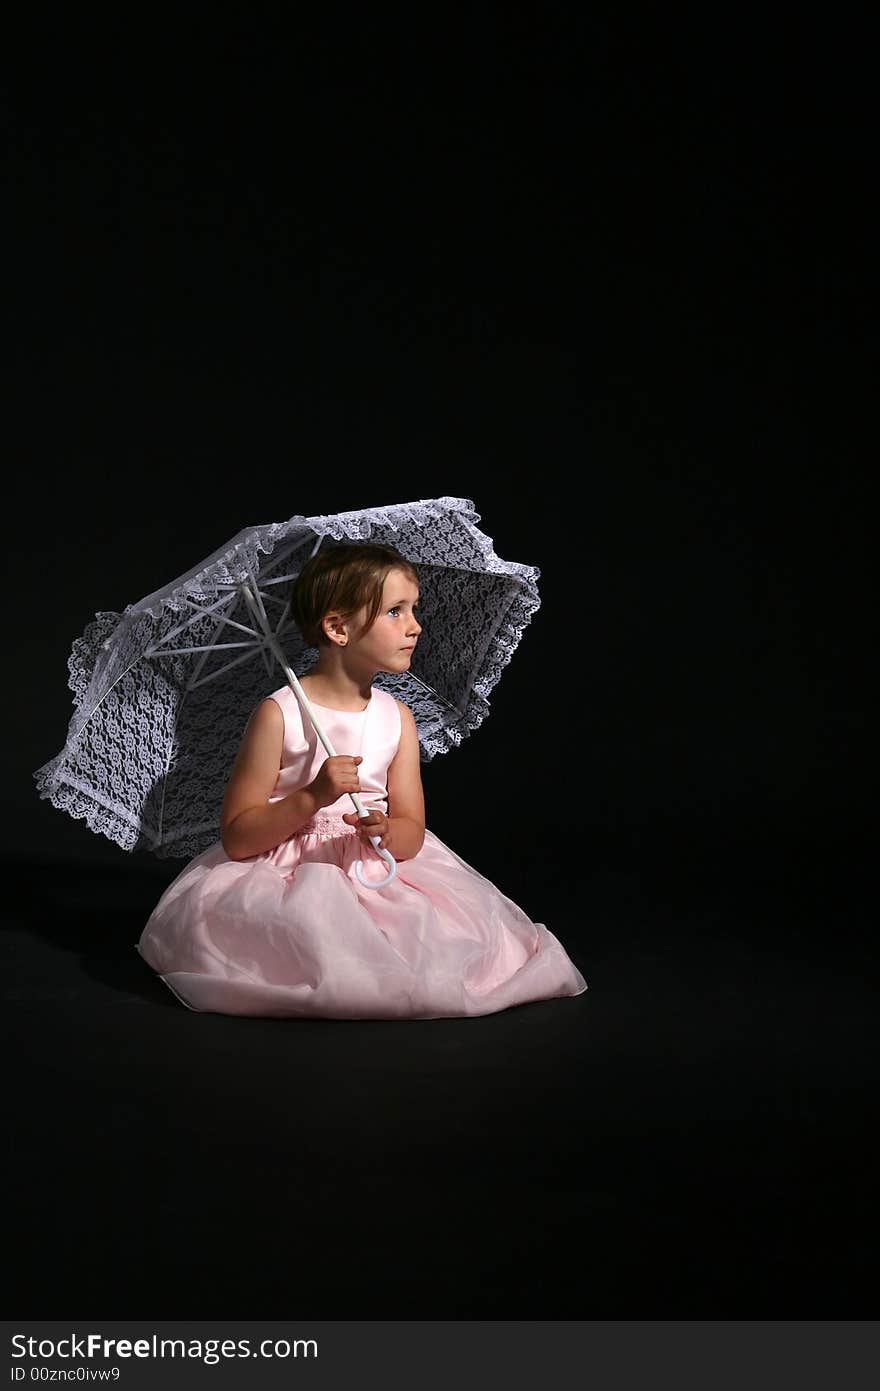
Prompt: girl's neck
<box><xmin>298</xmin><ymin>666</ymin><xmax>374</xmax><ymax>711</ymax></box>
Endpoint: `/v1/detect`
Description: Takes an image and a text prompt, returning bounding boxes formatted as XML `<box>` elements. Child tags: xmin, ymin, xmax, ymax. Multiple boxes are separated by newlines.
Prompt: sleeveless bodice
<box><xmin>266</xmin><ymin>683</ymin><xmax>402</xmax><ymax>824</ymax></box>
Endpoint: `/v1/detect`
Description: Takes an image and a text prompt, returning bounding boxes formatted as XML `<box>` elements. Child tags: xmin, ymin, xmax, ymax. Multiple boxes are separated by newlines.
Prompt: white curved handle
<box><xmin>354</xmin><ymin>838</ymin><xmax>397</xmax><ymax>888</ymax></box>
<box><xmin>351</xmin><ymin>800</ymin><xmax>397</xmax><ymax>889</ymax></box>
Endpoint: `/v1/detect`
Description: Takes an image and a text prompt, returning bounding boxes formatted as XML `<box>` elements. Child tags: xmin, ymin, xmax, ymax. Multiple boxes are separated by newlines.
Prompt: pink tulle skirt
<box><xmin>136</xmin><ymin>811</ymin><xmax>587</xmax><ymax>1019</ymax></box>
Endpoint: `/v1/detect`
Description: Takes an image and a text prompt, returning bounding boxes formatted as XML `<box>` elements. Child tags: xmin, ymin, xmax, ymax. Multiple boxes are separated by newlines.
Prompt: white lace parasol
<box><xmin>34</xmin><ymin>497</ymin><xmax>541</xmax><ymax>858</ymax></box>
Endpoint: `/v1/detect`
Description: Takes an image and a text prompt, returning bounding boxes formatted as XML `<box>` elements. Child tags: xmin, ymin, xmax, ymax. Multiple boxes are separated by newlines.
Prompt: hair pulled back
<box><xmin>289</xmin><ymin>541</ymin><xmax>420</xmax><ymax>648</ymax></box>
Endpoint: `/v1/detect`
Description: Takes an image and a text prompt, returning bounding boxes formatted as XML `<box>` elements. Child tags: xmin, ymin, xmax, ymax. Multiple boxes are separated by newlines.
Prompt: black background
<box><xmin>3</xmin><ymin>12</ymin><xmax>873</xmax><ymax>1319</ymax></box>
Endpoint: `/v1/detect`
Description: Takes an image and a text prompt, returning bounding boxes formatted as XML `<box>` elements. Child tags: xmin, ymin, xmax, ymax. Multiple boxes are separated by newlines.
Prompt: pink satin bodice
<box><xmin>266</xmin><ymin>682</ymin><xmax>402</xmax><ymax>820</ymax></box>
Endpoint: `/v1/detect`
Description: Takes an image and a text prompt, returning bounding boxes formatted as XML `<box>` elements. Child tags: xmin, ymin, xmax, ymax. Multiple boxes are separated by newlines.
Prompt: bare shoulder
<box><xmin>220</xmin><ymin>697</ymin><xmax>284</xmax><ymax>835</ymax></box>
<box><xmin>254</xmin><ymin>695</ymin><xmax>285</xmax><ymax>729</ymax></box>
<box><xmin>393</xmin><ymin>697</ymin><xmax>417</xmax><ymax>729</ymax></box>
<box><xmin>388</xmin><ymin>698</ymin><xmax>425</xmax><ymax>827</ymax></box>
<box><xmin>237</xmin><ymin>695</ymin><xmax>284</xmax><ymax>749</ymax></box>
<box><xmin>392</xmin><ymin>698</ymin><xmax>422</xmax><ymax>749</ymax></box>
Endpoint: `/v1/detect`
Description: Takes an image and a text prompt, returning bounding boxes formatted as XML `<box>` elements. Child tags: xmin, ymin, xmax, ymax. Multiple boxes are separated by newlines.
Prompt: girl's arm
<box><xmin>220</xmin><ymin>699</ymin><xmax>319</xmax><ymax>860</ymax></box>
<box><xmin>384</xmin><ymin>701</ymin><xmax>426</xmax><ymax>860</ymax></box>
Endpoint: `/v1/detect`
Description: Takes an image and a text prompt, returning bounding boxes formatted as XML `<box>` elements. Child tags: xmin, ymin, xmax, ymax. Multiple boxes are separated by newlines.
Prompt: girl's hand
<box><xmin>308</xmin><ymin>755</ymin><xmax>363</xmax><ymax>809</ymax></box>
<box><xmin>342</xmin><ymin>809</ymin><xmax>390</xmax><ymax>849</ymax></box>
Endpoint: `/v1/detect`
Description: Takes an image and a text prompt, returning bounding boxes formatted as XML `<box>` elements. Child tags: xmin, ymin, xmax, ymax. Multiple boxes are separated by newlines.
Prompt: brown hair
<box><xmin>289</xmin><ymin>541</ymin><xmax>420</xmax><ymax>648</ymax></box>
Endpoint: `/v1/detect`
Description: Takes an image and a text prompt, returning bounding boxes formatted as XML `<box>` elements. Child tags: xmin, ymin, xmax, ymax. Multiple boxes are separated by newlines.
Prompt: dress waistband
<box><xmin>293</xmin><ymin>808</ymin><xmax>383</xmax><ymax>842</ymax></box>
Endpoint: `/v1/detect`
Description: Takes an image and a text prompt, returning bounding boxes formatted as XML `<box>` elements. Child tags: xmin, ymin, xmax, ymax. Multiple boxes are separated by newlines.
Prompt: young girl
<box><xmin>137</xmin><ymin>541</ymin><xmax>587</xmax><ymax>1018</ymax></box>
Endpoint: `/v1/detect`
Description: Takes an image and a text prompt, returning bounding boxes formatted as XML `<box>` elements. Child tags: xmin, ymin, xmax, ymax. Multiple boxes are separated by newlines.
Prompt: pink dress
<box><xmin>136</xmin><ymin>684</ymin><xmax>588</xmax><ymax>1019</ymax></box>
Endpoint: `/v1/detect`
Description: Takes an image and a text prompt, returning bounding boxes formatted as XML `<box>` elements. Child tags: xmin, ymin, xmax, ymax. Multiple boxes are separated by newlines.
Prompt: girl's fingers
<box><xmin>356</xmin><ymin>816</ymin><xmax>387</xmax><ymax>846</ymax></box>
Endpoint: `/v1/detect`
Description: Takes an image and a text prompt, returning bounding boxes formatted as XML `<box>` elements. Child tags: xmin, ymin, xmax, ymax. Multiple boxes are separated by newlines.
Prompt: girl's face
<box><xmin>351</xmin><ymin>567</ymin><xmax>422</xmax><ymax>671</ymax></box>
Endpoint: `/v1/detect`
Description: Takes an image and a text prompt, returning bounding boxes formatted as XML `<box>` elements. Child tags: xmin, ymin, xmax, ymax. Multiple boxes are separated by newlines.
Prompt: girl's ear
<box><xmin>322</xmin><ymin>612</ymin><xmax>348</xmax><ymax>645</ymax></box>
